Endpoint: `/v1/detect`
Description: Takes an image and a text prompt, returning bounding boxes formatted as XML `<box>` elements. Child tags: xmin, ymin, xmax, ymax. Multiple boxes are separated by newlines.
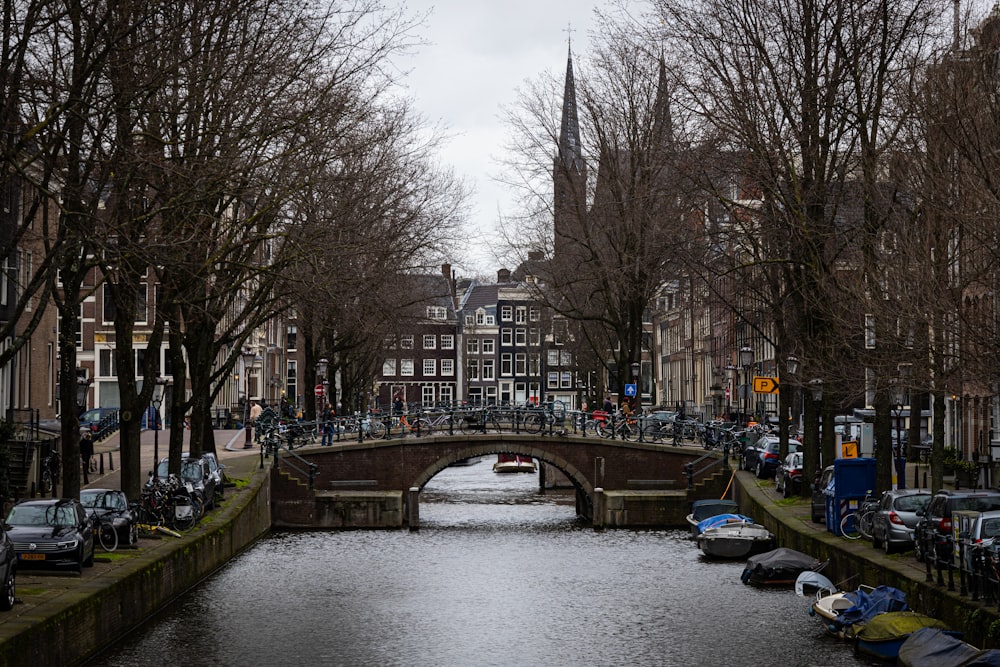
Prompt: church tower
<box><xmin>553</xmin><ymin>42</ymin><xmax>588</xmax><ymax>260</ymax></box>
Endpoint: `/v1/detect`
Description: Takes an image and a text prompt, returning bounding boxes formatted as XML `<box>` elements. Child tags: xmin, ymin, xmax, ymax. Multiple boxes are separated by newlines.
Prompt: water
<box><xmin>91</xmin><ymin>460</ymin><xmax>876</xmax><ymax>667</ymax></box>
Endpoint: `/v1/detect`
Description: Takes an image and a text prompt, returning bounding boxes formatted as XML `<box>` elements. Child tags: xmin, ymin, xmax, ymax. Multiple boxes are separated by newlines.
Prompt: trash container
<box><xmin>825</xmin><ymin>457</ymin><xmax>876</xmax><ymax>536</ymax></box>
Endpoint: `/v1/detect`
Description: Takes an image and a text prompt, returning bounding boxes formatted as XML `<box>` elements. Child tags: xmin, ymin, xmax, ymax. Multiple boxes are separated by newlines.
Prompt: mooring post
<box><xmin>593</xmin><ymin>487</ymin><xmax>605</xmax><ymax>530</ymax></box>
<box><xmin>408</xmin><ymin>487</ymin><xmax>420</xmax><ymax>532</ymax></box>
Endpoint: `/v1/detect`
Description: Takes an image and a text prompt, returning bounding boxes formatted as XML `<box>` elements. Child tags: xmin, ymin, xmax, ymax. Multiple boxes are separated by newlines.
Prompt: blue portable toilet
<box><xmin>825</xmin><ymin>457</ymin><xmax>877</xmax><ymax>536</ymax></box>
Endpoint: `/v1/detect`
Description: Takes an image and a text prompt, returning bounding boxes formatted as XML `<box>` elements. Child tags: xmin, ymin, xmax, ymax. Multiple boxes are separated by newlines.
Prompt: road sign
<box><xmin>752</xmin><ymin>376</ymin><xmax>779</xmax><ymax>394</ymax></box>
<box><xmin>624</xmin><ymin>383</ymin><xmax>637</xmax><ymax>397</ymax></box>
<box><xmin>314</xmin><ymin>383</ymin><xmax>325</xmax><ymax>397</ymax></box>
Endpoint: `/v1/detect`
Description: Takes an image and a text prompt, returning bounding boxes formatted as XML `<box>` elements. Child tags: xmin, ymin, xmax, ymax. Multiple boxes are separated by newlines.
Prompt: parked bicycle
<box><xmin>597</xmin><ymin>412</ymin><xmax>640</xmax><ymax>441</ymax></box>
<box><xmin>840</xmin><ymin>490</ymin><xmax>879</xmax><ymax>540</ymax></box>
<box><xmin>39</xmin><ymin>448</ymin><xmax>61</xmax><ymax>495</ymax></box>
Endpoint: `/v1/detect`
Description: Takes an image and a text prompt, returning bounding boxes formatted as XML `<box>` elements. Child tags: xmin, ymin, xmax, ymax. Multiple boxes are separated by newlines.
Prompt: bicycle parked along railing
<box><xmin>840</xmin><ymin>490</ymin><xmax>879</xmax><ymax>540</ymax></box>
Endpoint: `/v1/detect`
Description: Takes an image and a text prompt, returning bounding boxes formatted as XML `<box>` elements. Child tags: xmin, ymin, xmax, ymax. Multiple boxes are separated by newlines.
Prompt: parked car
<box><xmin>774</xmin><ymin>451</ymin><xmax>804</xmax><ymax>497</ymax></box>
<box><xmin>79</xmin><ymin>407</ymin><xmax>117</xmax><ymax>434</ymax></box>
<box><xmin>811</xmin><ymin>465</ymin><xmax>835</xmax><ymax>524</ymax></box>
<box><xmin>79</xmin><ymin>489</ymin><xmax>138</xmax><ymax>547</ymax></box>
<box><xmin>6</xmin><ymin>498</ymin><xmax>95</xmax><ymax>573</ymax></box>
<box><xmin>645</xmin><ymin>410</ymin><xmax>677</xmax><ymax>426</ymax></box>
<box><xmin>0</xmin><ymin>521</ymin><xmax>15</xmax><ymax>610</ymax></box>
<box><xmin>155</xmin><ymin>456</ymin><xmax>218</xmax><ymax>510</ymax></box>
<box><xmin>180</xmin><ymin>452</ymin><xmax>225</xmax><ymax>502</ymax></box>
<box><xmin>870</xmin><ymin>489</ymin><xmax>931</xmax><ymax>554</ymax></box>
<box><xmin>957</xmin><ymin>509</ymin><xmax>1000</xmax><ymax>569</ymax></box>
<box><xmin>744</xmin><ymin>437</ymin><xmax>800</xmax><ymax>478</ymax></box>
<box><xmin>914</xmin><ymin>490</ymin><xmax>1000</xmax><ymax>563</ymax></box>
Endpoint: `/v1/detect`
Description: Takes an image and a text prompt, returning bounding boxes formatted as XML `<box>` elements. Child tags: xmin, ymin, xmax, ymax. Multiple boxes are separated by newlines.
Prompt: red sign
<box><xmin>314</xmin><ymin>384</ymin><xmax>325</xmax><ymax>397</ymax></box>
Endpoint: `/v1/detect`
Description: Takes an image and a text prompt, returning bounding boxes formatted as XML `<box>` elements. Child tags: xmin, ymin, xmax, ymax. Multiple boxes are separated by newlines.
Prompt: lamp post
<box><xmin>315</xmin><ymin>357</ymin><xmax>328</xmax><ymax>423</ymax></box>
<box><xmin>630</xmin><ymin>360</ymin><xmax>640</xmax><ymax>411</ymax></box>
<box><xmin>786</xmin><ymin>355</ymin><xmax>800</xmax><ymax>431</ymax></box>
<box><xmin>892</xmin><ymin>383</ymin><xmax>906</xmax><ymax>491</ymax></box>
<box><xmin>725</xmin><ymin>364</ymin><xmax>736</xmax><ymax>421</ymax></box>
<box><xmin>242</xmin><ymin>347</ymin><xmax>256</xmax><ymax>447</ymax></box>
<box><xmin>151</xmin><ymin>376</ymin><xmax>168</xmax><ymax>481</ymax></box>
<box><xmin>739</xmin><ymin>346</ymin><xmax>754</xmax><ymax>426</ymax></box>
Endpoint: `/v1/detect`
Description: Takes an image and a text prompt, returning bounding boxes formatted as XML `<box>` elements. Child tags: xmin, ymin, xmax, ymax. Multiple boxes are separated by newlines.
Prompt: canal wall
<box><xmin>736</xmin><ymin>475</ymin><xmax>1000</xmax><ymax>649</ymax></box>
<box><xmin>0</xmin><ymin>465</ymin><xmax>272</xmax><ymax>667</ymax></box>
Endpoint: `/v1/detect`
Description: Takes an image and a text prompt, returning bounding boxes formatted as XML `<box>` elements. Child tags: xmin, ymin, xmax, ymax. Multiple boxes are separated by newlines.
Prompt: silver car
<box><xmin>871</xmin><ymin>489</ymin><xmax>931</xmax><ymax>554</ymax></box>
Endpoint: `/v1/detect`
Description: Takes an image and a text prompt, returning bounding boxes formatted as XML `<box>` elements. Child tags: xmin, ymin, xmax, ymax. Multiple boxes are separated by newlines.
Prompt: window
<box><xmin>547</xmin><ymin>372</ymin><xmax>558</xmax><ymax>388</ymax></box>
<box><xmin>423</xmin><ymin>359</ymin><xmax>436</xmax><ymax>375</ymax></box>
<box><xmin>547</xmin><ymin>350</ymin><xmax>559</xmax><ymax>366</ymax></box>
<box><xmin>501</xmin><ymin>329</ymin><xmax>512</xmax><ymax>345</ymax></box>
<box><xmin>485</xmin><ymin>315</ymin><xmax>495</xmax><ymax>325</ymax></box>
<box><xmin>516</xmin><ymin>306</ymin><xmax>526</xmax><ymax>323</ymax></box>
<box><xmin>530</xmin><ymin>328</ymin><xmax>540</xmax><ymax>346</ymax></box>
<box><xmin>384</xmin><ymin>335</ymin><xmax>396</xmax><ymax>349</ymax></box>
<box><xmin>476</xmin><ymin>309</ymin><xmax>486</xmax><ymax>325</ymax></box>
<box><xmin>422</xmin><ymin>385</ymin><xmax>435</xmax><ymax>405</ymax></box>
<box><xmin>500</xmin><ymin>353</ymin><xmax>512</xmax><ymax>376</ymax></box>
<box><xmin>382</xmin><ymin>359</ymin><xmax>396</xmax><ymax>376</ymax></box>
<box><xmin>482</xmin><ymin>339</ymin><xmax>494</xmax><ymax>355</ymax></box>
<box><xmin>467</xmin><ymin>338</ymin><xmax>479</xmax><ymax>354</ymax></box>
<box><xmin>560</xmin><ymin>350</ymin><xmax>573</xmax><ymax>366</ymax></box>
<box><xmin>561</xmin><ymin>371</ymin><xmax>573</xmax><ymax>388</ymax></box>
<box><xmin>423</xmin><ymin>335</ymin><xmax>436</xmax><ymax>350</ymax></box>
<box><xmin>529</xmin><ymin>307</ymin><xmax>540</xmax><ymax>322</ymax></box>
<box><xmin>401</xmin><ymin>335</ymin><xmax>414</xmax><ymax>349</ymax></box>
<box><xmin>103</xmin><ymin>284</ymin><xmax>115</xmax><ymax>322</ymax></box>
<box><xmin>467</xmin><ymin>360</ymin><xmax>480</xmax><ymax>380</ymax></box>
<box><xmin>136</xmin><ymin>283</ymin><xmax>147</xmax><ymax>324</ymax></box>
<box><xmin>515</xmin><ymin>353</ymin><xmax>526</xmax><ymax>375</ymax></box>
<box><xmin>553</xmin><ymin>319</ymin><xmax>568</xmax><ymax>345</ymax></box>
<box><xmin>286</xmin><ymin>360</ymin><xmax>297</xmax><ymax>399</ymax></box>
<box><xmin>486</xmin><ymin>386</ymin><xmax>498</xmax><ymax>403</ymax></box>
<box><xmin>441</xmin><ymin>335</ymin><xmax>454</xmax><ymax>350</ymax></box>
<box><xmin>482</xmin><ymin>359</ymin><xmax>495</xmax><ymax>380</ymax></box>
<box><xmin>465</xmin><ymin>314</ymin><xmax>475</xmax><ymax>326</ymax></box>
<box><xmin>426</xmin><ymin>306</ymin><xmax>447</xmax><ymax>319</ymax></box>
<box><xmin>515</xmin><ymin>329</ymin><xmax>526</xmax><ymax>346</ymax></box>
<box><xmin>401</xmin><ymin>359</ymin><xmax>414</xmax><ymax>376</ymax></box>
<box><xmin>501</xmin><ymin>305</ymin><xmax>513</xmax><ymax>321</ymax></box>
<box><xmin>529</xmin><ymin>354</ymin><xmax>540</xmax><ymax>376</ymax></box>
<box><xmin>287</xmin><ymin>326</ymin><xmax>297</xmax><ymax>351</ymax></box>
<box><xmin>99</xmin><ymin>349</ymin><xmax>118</xmax><ymax>377</ymax></box>
<box><xmin>441</xmin><ymin>359</ymin><xmax>454</xmax><ymax>376</ymax></box>
<box><xmin>439</xmin><ymin>385</ymin><xmax>453</xmax><ymax>403</ymax></box>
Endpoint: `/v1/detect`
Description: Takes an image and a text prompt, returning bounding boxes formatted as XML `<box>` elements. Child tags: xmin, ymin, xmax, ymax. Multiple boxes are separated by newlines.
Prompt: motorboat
<box><xmin>685</xmin><ymin>499</ymin><xmax>740</xmax><ymax>537</ymax></box>
<box><xmin>854</xmin><ymin>611</ymin><xmax>960</xmax><ymax>661</ymax></box>
<box><xmin>449</xmin><ymin>456</ymin><xmax>482</xmax><ymax>467</ymax></box>
<box><xmin>696</xmin><ymin>519</ymin><xmax>774</xmax><ymax>558</ymax></box>
<box><xmin>898</xmin><ymin>627</ymin><xmax>1000</xmax><ymax>667</ymax></box>
<box><xmin>740</xmin><ymin>547</ymin><xmax>823</xmax><ymax>586</ymax></box>
<box><xmin>493</xmin><ymin>453</ymin><xmax>536</xmax><ymax>473</ymax></box>
<box><xmin>810</xmin><ymin>584</ymin><xmax>908</xmax><ymax>638</ymax></box>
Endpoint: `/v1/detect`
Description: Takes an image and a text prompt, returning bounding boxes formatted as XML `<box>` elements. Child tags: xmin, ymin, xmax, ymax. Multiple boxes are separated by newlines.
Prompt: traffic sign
<box><xmin>752</xmin><ymin>376</ymin><xmax>779</xmax><ymax>394</ymax></box>
<box><xmin>624</xmin><ymin>383</ymin><xmax>637</xmax><ymax>397</ymax></box>
<box><xmin>314</xmin><ymin>383</ymin><xmax>325</xmax><ymax>397</ymax></box>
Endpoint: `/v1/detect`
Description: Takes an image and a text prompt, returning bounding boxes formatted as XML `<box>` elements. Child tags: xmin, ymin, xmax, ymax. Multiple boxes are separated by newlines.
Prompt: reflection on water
<box><xmin>91</xmin><ymin>461</ymin><xmax>876</xmax><ymax>667</ymax></box>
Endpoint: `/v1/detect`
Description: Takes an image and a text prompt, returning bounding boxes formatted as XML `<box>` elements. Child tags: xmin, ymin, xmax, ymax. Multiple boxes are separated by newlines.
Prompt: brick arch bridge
<box><xmin>269</xmin><ymin>433</ymin><xmax>725</xmax><ymax>529</ymax></box>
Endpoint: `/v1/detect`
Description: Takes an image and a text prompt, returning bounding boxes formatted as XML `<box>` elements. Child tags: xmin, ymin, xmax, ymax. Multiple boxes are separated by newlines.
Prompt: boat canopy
<box><xmin>695</xmin><ymin>514</ymin><xmax>754</xmax><ymax>533</ymax></box>
<box><xmin>856</xmin><ymin>612</ymin><xmax>951</xmax><ymax>643</ymax></box>
<box><xmin>740</xmin><ymin>547</ymin><xmax>821</xmax><ymax>585</ymax></box>
<box><xmin>794</xmin><ymin>571</ymin><xmax>836</xmax><ymax>598</ymax></box>
<box><xmin>898</xmin><ymin>628</ymin><xmax>982</xmax><ymax>667</ymax></box>
<box><xmin>689</xmin><ymin>499</ymin><xmax>740</xmax><ymax>522</ymax></box>
<box><xmin>834</xmin><ymin>585</ymin><xmax>908</xmax><ymax>627</ymax></box>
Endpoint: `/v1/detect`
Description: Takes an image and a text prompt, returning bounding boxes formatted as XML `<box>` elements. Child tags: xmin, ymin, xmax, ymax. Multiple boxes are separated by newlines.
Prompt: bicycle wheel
<box><xmin>858</xmin><ymin>511</ymin><xmax>875</xmax><ymax>541</ymax></box>
<box><xmin>40</xmin><ymin>469</ymin><xmax>52</xmax><ymax>495</ymax></box>
<box><xmin>620</xmin><ymin>423</ymin><xmax>637</xmax><ymax>441</ymax></box>
<box><xmin>523</xmin><ymin>413</ymin><xmax>545</xmax><ymax>434</ymax></box>
<box><xmin>369</xmin><ymin>420</ymin><xmax>387</xmax><ymax>439</ymax></box>
<box><xmin>98</xmin><ymin>522</ymin><xmax>118</xmax><ymax>552</ymax></box>
<box><xmin>840</xmin><ymin>512</ymin><xmax>861</xmax><ymax>539</ymax></box>
<box><xmin>414</xmin><ymin>419</ymin><xmax>432</xmax><ymax>435</ymax></box>
<box><xmin>170</xmin><ymin>498</ymin><xmax>198</xmax><ymax>532</ymax></box>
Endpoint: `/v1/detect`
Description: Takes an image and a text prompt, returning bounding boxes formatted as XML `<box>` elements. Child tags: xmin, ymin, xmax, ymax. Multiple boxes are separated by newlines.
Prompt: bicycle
<box><xmin>95</xmin><ymin>516</ymin><xmax>119</xmax><ymax>552</ymax></box>
<box><xmin>597</xmin><ymin>412</ymin><xmax>640</xmax><ymax>441</ymax></box>
<box><xmin>840</xmin><ymin>491</ymin><xmax>879</xmax><ymax>540</ymax></box>
<box><xmin>40</xmin><ymin>448</ymin><xmax>61</xmax><ymax>495</ymax></box>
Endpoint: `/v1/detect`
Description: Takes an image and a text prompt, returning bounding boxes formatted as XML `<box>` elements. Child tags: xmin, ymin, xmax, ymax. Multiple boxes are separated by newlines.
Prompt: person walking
<box><xmin>321</xmin><ymin>404</ymin><xmax>334</xmax><ymax>446</ymax></box>
<box><xmin>80</xmin><ymin>430</ymin><xmax>94</xmax><ymax>484</ymax></box>
<box><xmin>247</xmin><ymin>400</ymin><xmax>263</xmax><ymax>448</ymax></box>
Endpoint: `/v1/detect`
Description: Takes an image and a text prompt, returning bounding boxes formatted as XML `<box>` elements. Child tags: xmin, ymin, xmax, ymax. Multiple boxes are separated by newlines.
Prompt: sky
<box><xmin>397</xmin><ymin>1</ymin><xmax>606</xmax><ymax>279</ymax></box>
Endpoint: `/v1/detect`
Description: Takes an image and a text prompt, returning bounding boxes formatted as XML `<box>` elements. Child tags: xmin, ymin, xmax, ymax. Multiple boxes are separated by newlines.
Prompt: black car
<box><xmin>6</xmin><ymin>498</ymin><xmax>95</xmax><ymax>573</ymax></box>
<box><xmin>743</xmin><ymin>437</ymin><xmax>801</xmax><ymax>478</ymax></box>
<box><xmin>155</xmin><ymin>457</ymin><xmax>218</xmax><ymax>510</ymax></box>
<box><xmin>914</xmin><ymin>490</ymin><xmax>1000</xmax><ymax>563</ymax></box>
<box><xmin>79</xmin><ymin>407</ymin><xmax>117</xmax><ymax>434</ymax></box>
<box><xmin>182</xmin><ymin>452</ymin><xmax>225</xmax><ymax>502</ymax></box>
<box><xmin>79</xmin><ymin>489</ymin><xmax>138</xmax><ymax>547</ymax></box>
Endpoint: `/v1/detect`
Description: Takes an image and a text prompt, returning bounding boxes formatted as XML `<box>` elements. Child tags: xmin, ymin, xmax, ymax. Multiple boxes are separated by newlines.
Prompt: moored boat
<box><xmin>854</xmin><ymin>611</ymin><xmax>959</xmax><ymax>661</ymax></box>
<box><xmin>493</xmin><ymin>453</ymin><xmax>536</xmax><ymax>473</ymax></box>
<box><xmin>686</xmin><ymin>499</ymin><xmax>740</xmax><ymax>537</ymax></box>
<box><xmin>696</xmin><ymin>520</ymin><xmax>774</xmax><ymax>558</ymax></box>
<box><xmin>810</xmin><ymin>584</ymin><xmax>908</xmax><ymax>638</ymax></box>
<box><xmin>741</xmin><ymin>547</ymin><xmax>823</xmax><ymax>586</ymax></box>
<box><xmin>898</xmin><ymin>627</ymin><xmax>986</xmax><ymax>667</ymax></box>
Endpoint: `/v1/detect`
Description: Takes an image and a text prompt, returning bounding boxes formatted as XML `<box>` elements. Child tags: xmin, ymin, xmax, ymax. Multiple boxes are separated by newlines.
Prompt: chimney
<box><xmin>497</xmin><ymin>268</ymin><xmax>511</xmax><ymax>283</ymax></box>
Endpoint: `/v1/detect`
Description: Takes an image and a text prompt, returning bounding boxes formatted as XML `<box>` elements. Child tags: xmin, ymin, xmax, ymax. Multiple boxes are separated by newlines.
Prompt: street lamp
<box><xmin>892</xmin><ymin>381</ymin><xmax>907</xmax><ymax>491</ymax></box>
<box><xmin>315</xmin><ymin>357</ymin><xmax>329</xmax><ymax>424</ymax></box>
<box><xmin>739</xmin><ymin>346</ymin><xmax>754</xmax><ymax>425</ymax></box>
<box><xmin>151</xmin><ymin>376</ymin><xmax>168</xmax><ymax>481</ymax></box>
<box><xmin>76</xmin><ymin>376</ymin><xmax>92</xmax><ymax>416</ymax></box>
<box><xmin>725</xmin><ymin>364</ymin><xmax>736</xmax><ymax>421</ymax></box>
<box><xmin>630</xmin><ymin>360</ymin><xmax>640</xmax><ymax>410</ymax></box>
<box><xmin>242</xmin><ymin>347</ymin><xmax>256</xmax><ymax>447</ymax></box>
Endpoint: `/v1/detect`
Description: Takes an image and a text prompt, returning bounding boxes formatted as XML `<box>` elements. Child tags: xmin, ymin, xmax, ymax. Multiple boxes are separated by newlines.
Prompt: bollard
<box><xmin>109</xmin><ymin>451</ymin><xmax>114</xmax><ymax>471</ymax></box>
<box><xmin>408</xmin><ymin>487</ymin><xmax>420</xmax><ymax>531</ymax></box>
<box><xmin>99</xmin><ymin>452</ymin><xmax>105</xmax><ymax>474</ymax></box>
<box><xmin>29</xmin><ymin>481</ymin><xmax>35</xmax><ymax>498</ymax></box>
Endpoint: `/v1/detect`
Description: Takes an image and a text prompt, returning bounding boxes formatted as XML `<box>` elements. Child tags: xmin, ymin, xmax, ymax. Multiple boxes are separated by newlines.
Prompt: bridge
<box><xmin>266</xmin><ymin>431</ymin><xmax>729</xmax><ymax>530</ymax></box>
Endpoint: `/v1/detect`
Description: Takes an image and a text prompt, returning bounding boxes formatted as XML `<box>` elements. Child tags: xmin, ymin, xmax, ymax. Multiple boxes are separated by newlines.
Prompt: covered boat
<box><xmin>898</xmin><ymin>628</ymin><xmax>986</xmax><ymax>667</ymax></box>
<box><xmin>493</xmin><ymin>453</ymin><xmax>536</xmax><ymax>473</ymax></box>
<box><xmin>686</xmin><ymin>499</ymin><xmax>740</xmax><ymax>537</ymax></box>
<box><xmin>854</xmin><ymin>611</ymin><xmax>959</xmax><ymax>661</ymax></box>
<box><xmin>813</xmin><ymin>585</ymin><xmax>908</xmax><ymax>638</ymax></box>
<box><xmin>740</xmin><ymin>547</ymin><xmax>822</xmax><ymax>586</ymax></box>
<box><xmin>696</xmin><ymin>520</ymin><xmax>774</xmax><ymax>558</ymax></box>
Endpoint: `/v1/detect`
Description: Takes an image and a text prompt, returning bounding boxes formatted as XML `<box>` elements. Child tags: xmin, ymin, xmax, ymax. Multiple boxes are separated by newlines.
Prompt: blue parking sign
<box><xmin>624</xmin><ymin>383</ymin><xmax>637</xmax><ymax>397</ymax></box>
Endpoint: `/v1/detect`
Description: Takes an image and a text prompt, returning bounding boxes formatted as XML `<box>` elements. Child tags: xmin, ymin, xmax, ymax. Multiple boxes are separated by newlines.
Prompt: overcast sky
<box><xmin>398</xmin><ymin>1</ymin><xmax>605</xmax><ymax>278</ymax></box>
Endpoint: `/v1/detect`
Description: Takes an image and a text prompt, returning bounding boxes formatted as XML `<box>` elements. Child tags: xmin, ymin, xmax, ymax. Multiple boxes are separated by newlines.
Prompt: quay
<box><xmin>0</xmin><ymin>431</ymin><xmax>997</xmax><ymax>664</ymax></box>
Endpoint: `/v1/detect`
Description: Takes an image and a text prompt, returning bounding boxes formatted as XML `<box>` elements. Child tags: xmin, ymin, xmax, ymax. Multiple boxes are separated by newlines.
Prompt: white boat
<box><xmin>696</xmin><ymin>520</ymin><xmax>774</xmax><ymax>558</ymax></box>
<box><xmin>493</xmin><ymin>454</ymin><xmax>536</xmax><ymax>473</ymax></box>
<box><xmin>686</xmin><ymin>499</ymin><xmax>740</xmax><ymax>538</ymax></box>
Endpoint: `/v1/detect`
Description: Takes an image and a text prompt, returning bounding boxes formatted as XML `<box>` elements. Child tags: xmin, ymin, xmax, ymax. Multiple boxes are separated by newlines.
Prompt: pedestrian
<box><xmin>321</xmin><ymin>403</ymin><xmax>334</xmax><ymax>446</ymax></box>
<box><xmin>80</xmin><ymin>430</ymin><xmax>94</xmax><ymax>484</ymax></box>
<box><xmin>392</xmin><ymin>392</ymin><xmax>404</xmax><ymax>416</ymax></box>
<box><xmin>602</xmin><ymin>394</ymin><xmax>613</xmax><ymax>414</ymax></box>
<box><xmin>247</xmin><ymin>400</ymin><xmax>263</xmax><ymax>448</ymax></box>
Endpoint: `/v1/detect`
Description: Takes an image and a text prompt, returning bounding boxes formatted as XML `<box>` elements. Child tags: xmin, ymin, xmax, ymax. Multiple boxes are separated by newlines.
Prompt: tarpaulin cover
<box><xmin>898</xmin><ymin>628</ymin><xmax>980</xmax><ymax>667</ymax></box>
<box><xmin>696</xmin><ymin>514</ymin><xmax>755</xmax><ymax>533</ymax></box>
<box><xmin>857</xmin><ymin>612</ymin><xmax>951</xmax><ymax>643</ymax></box>
<box><xmin>834</xmin><ymin>585</ymin><xmax>908</xmax><ymax>627</ymax></box>
<box><xmin>740</xmin><ymin>547</ymin><xmax>820</xmax><ymax>584</ymax></box>
<box><xmin>689</xmin><ymin>499</ymin><xmax>740</xmax><ymax>522</ymax></box>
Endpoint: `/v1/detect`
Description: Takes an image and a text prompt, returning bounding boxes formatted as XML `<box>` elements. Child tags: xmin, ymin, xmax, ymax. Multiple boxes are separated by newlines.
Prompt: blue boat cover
<box><xmin>898</xmin><ymin>628</ymin><xmax>980</xmax><ymax>667</ymax></box>
<box><xmin>690</xmin><ymin>499</ymin><xmax>740</xmax><ymax>522</ymax></box>
<box><xmin>835</xmin><ymin>585</ymin><xmax>909</xmax><ymax>627</ymax></box>
<box><xmin>964</xmin><ymin>650</ymin><xmax>1000</xmax><ymax>666</ymax></box>
<box><xmin>696</xmin><ymin>513</ymin><xmax>754</xmax><ymax>533</ymax></box>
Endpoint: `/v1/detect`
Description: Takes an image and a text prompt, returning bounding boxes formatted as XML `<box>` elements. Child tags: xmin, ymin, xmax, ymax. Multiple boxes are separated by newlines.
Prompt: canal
<box><xmin>90</xmin><ymin>459</ymin><xmax>878</xmax><ymax>666</ymax></box>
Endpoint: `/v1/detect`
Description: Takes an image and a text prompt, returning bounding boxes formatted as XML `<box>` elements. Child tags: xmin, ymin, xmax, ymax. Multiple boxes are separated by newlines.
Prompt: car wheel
<box><xmin>0</xmin><ymin>565</ymin><xmax>14</xmax><ymax>611</ymax></box>
<box><xmin>128</xmin><ymin>523</ymin><xmax>138</xmax><ymax>546</ymax></box>
<box><xmin>75</xmin><ymin>547</ymin><xmax>84</xmax><ymax>575</ymax></box>
<box><xmin>882</xmin><ymin>535</ymin><xmax>892</xmax><ymax>555</ymax></box>
<box><xmin>755</xmin><ymin>461</ymin><xmax>764</xmax><ymax>478</ymax></box>
<box><xmin>914</xmin><ymin>540</ymin><xmax>924</xmax><ymax>563</ymax></box>
<box><xmin>83</xmin><ymin>540</ymin><xmax>94</xmax><ymax>567</ymax></box>
<box><xmin>782</xmin><ymin>483</ymin><xmax>791</xmax><ymax>499</ymax></box>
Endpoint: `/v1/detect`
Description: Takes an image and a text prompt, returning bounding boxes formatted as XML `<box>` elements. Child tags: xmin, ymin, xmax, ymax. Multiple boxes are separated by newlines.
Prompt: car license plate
<box><xmin>20</xmin><ymin>553</ymin><xmax>45</xmax><ymax>561</ymax></box>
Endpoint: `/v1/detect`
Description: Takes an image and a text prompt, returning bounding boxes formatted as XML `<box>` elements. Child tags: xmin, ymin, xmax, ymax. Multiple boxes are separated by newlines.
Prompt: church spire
<box><xmin>558</xmin><ymin>41</ymin><xmax>584</xmax><ymax>175</ymax></box>
<box><xmin>651</xmin><ymin>53</ymin><xmax>674</xmax><ymax>151</ymax></box>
